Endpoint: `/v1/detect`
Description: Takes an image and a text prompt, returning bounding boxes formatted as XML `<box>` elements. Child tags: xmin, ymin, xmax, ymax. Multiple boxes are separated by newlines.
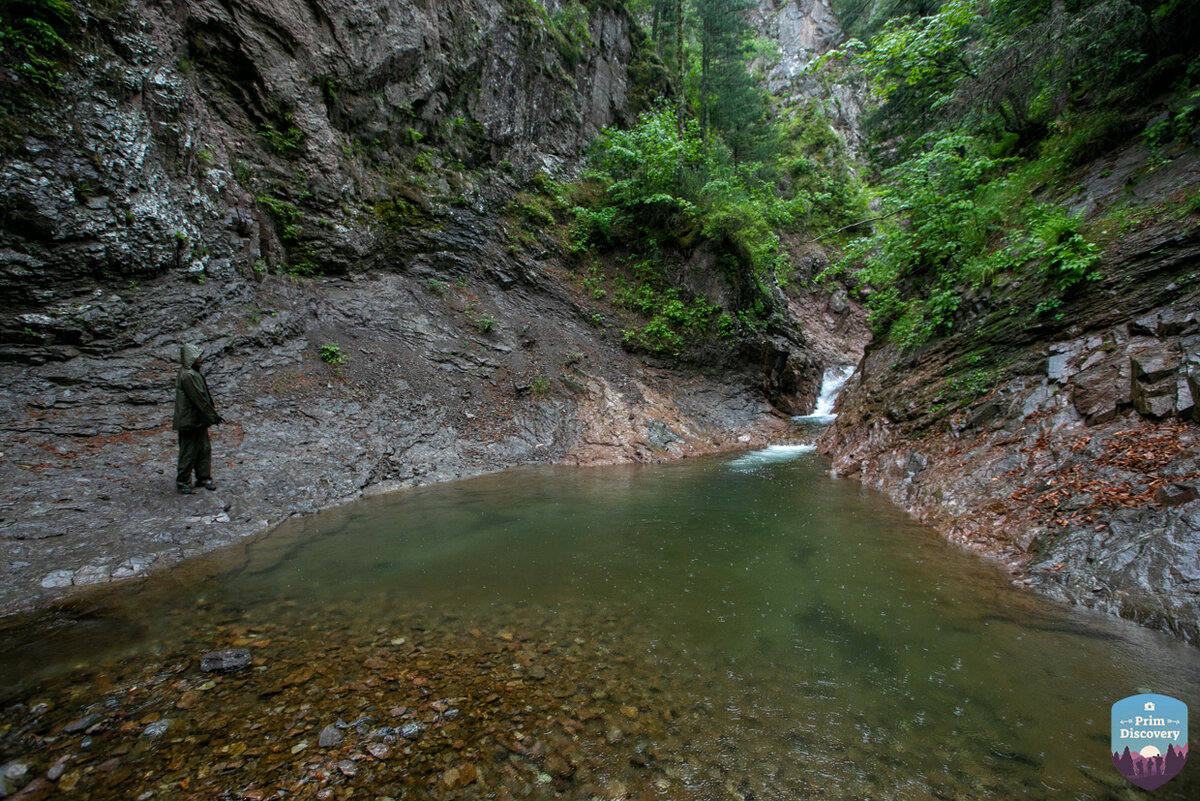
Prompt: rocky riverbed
<box><xmin>3</xmin><ymin>602</ymin><xmax>737</xmax><ymax>801</ymax></box>
<box><xmin>8</xmin><ymin>454</ymin><xmax>1197</xmax><ymax>801</ymax></box>
<box><xmin>0</xmin><ymin>597</ymin><xmax>1131</xmax><ymax>801</ymax></box>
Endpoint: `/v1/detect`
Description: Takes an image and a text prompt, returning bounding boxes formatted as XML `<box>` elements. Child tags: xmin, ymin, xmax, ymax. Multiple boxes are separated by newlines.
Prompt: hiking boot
<box><xmin>199</xmin><ymin>479</ymin><xmax>217</xmax><ymax>491</ymax></box>
<box><xmin>177</xmin><ymin>484</ymin><xmax>194</xmax><ymax>495</ymax></box>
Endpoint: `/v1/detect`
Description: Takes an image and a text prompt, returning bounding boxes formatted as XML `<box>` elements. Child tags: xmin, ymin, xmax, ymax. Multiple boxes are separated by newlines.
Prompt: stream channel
<box><xmin>1</xmin><ymin>446</ymin><xmax>1198</xmax><ymax>800</ymax></box>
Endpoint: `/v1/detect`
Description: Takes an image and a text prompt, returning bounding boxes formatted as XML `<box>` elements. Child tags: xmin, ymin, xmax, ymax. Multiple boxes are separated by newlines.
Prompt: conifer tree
<box><xmin>692</xmin><ymin>0</ymin><xmax>768</xmax><ymax>157</ymax></box>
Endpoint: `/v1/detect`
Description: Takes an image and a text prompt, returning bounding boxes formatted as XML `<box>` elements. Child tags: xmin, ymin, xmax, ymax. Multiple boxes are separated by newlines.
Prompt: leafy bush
<box><xmin>618</xmin><ymin>283</ymin><xmax>720</xmax><ymax>358</ymax></box>
<box><xmin>828</xmin><ymin>134</ymin><xmax>1101</xmax><ymax>347</ymax></box>
<box><xmin>319</xmin><ymin>343</ymin><xmax>346</xmax><ymax>366</ymax></box>
<box><xmin>575</xmin><ymin>104</ymin><xmax>796</xmax><ymax>284</ymax></box>
<box><xmin>774</xmin><ymin>102</ymin><xmax>868</xmax><ymax>232</ymax></box>
<box><xmin>0</xmin><ymin>0</ymin><xmax>77</xmax><ymax>91</ymax></box>
<box><xmin>1029</xmin><ymin>205</ymin><xmax>1101</xmax><ymax>294</ymax></box>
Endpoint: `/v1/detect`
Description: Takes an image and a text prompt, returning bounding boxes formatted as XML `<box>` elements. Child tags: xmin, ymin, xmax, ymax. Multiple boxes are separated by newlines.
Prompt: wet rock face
<box><xmin>0</xmin><ymin>0</ymin><xmax>638</xmax><ymax>314</ymax></box>
<box><xmin>749</xmin><ymin>0</ymin><xmax>866</xmax><ymax>155</ymax></box>
<box><xmin>0</xmin><ymin>0</ymin><xmax>831</xmax><ymax>617</ymax></box>
<box><xmin>819</xmin><ymin>218</ymin><xmax>1200</xmax><ymax>643</ymax></box>
<box><xmin>0</xmin><ymin>265</ymin><xmax>791</xmax><ymax>616</ymax></box>
<box><xmin>753</xmin><ymin>0</ymin><xmax>842</xmax><ymax>83</ymax></box>
<box><xmin>1046</xmin><ymin>309</ymin><xmax>1200</xmax><ymax>425</ymax></box>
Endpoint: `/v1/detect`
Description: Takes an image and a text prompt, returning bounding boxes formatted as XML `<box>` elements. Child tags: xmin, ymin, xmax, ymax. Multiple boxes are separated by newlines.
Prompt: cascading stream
<box><xmin>793</xmin><ymin>363</ymin><xmax>856</xmax><ymax>423</ymax></box>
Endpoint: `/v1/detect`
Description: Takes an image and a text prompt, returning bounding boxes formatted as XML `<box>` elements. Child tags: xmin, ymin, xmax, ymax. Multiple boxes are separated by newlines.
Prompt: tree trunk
<box><xmin>700</xmin><ymin>18</ymin><xmax>711</xmax><ymax>136</ymax></box>
<box><xmin>676</xmin><ymin>0</ymin><xmax>685</xmax><ymax>132</ymax></box>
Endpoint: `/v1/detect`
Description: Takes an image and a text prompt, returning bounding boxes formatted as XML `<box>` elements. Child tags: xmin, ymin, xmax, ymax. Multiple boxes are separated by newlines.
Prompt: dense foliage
<box><xmin>575</xmin><ymin>105</ymin><xmax>798</xmax><ymax>279</ymax></box>
<box><xmin>0</xmin><ymin>0</ymin><xmax>75</xmax><ymax>92</ymax></box>
<box><xmin>831</xmin><ymin>133</ymin><xmax>1101</xmax><ymax>346</ymax></box>
<box><xmin>822</xmin><ymin>0</ymin><xmax>1199</xmax><ymax>347</ymax></box>
<box><xmin>570</xmin><ymin>1</ymin><xmax>866</xmax><ymax>356</ymax></box>
<box><xmin>569</xmin><ymin>105</ymin><xmax>782</xmax><ymax>354</ymax></box>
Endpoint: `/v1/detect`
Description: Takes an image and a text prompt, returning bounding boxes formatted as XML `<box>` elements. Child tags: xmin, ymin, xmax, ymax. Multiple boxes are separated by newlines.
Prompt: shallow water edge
<box><xmin>2</xmin><ymin>450</ymin><xmax>1196</xmax><ymax>800</ymax></box>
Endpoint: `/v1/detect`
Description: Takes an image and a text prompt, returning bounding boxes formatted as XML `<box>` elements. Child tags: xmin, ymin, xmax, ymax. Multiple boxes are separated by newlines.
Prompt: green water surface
<box><xmin>3</xmin><ymin>446</ymin><xmax>1197</xmax><ymax>799</ymax></box>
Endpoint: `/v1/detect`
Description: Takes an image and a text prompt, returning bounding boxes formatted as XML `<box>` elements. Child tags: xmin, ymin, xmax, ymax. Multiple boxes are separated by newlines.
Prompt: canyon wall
<box><xmin>820</xmin><ymin>141</ymin><xmax>1200</xmax><ymax>643</ymax></box>
<box><xmin>0</xmin><ymin>0</ymin><xmax>836</xmax><ymax>613</ymax></box>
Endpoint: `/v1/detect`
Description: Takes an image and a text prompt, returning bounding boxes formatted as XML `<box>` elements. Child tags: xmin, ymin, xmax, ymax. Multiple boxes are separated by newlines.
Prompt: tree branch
<box><xmin>807</xmin><ymin>206</ymin><xmax>910</xmax><ymax>243</ymax></box>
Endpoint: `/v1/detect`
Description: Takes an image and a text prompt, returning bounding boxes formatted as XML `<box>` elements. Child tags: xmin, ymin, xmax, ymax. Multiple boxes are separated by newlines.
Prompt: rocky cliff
<box><xmin>1</xmin><ymin>0</ymin><xmax>647</xmax><ymax>304</ymax></box>
<box><xmin>820</xmin><ymin>140</ymin><xmax>1200</xmax><ymax>643</ymax></box>
<box><xmin>0</xmin><ymin>0</ymin><xmax>856</xmax><ymax>614</ymax></box>
<box><xmin>750</xmin><ymin>0</ymin><xmax>866</xmax><ymax>156</ymax></box>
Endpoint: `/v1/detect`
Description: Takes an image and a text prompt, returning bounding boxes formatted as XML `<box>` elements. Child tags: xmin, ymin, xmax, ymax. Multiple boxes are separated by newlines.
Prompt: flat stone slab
<box><xmin>200</xmin><ymin>649</ymin><xmax>253</xmax><ymax>673</ymax></box>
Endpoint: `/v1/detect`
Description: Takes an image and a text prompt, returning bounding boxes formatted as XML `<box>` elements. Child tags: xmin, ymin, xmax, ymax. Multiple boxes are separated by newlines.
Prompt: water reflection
<box><xmin>1</xmin><ymin>450</ymin><xmax>1197</xmax><ymax>800</ymax></box>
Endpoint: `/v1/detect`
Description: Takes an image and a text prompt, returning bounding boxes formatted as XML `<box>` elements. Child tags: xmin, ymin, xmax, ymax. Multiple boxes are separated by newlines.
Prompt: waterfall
<box><xmin>793</xmin><ymin>364</ymin><xmax>855</xmax><ymax>423</ymax></box>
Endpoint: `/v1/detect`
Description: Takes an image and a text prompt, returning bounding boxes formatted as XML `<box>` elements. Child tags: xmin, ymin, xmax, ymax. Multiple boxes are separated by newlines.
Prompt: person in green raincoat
<box><xmin>173</xmin><ymin>343</ymin><xmax>223</xmax><ymax>494</ymax></box>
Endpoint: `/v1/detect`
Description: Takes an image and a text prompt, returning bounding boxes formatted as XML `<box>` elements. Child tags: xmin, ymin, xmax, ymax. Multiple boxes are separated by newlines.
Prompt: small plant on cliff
<box><xmin>1029</xmin><ymin>205</ymin><xmax>1101</xmax><ymax>294</ymax></box>
<box><xmin>469</xmin><ymin>308</ymin><xmax>497</xmax><ymax>333</ymax></box>
<box><xmin>257</xmin><ymin>194</ymin><xmax>303</xmax><ymax>241</ymax></box>
<box><xmin>256</xmin><ymin>194</ymin><xmax>325</xmax><ymax>276</ymax></box>
<box><xmin>258</xmin><ymin>115</ymin><xmax>304</xmax><ymax>155</ymax></box>
<box><xmin>0</xmin><ymin>0</ymin><xmax>76</xmax><ymax>92</ymax></box>
<box><xmin>319</xmin><ymin>343</ymin><xmax>346</xmax><ymax>366</ymax></box>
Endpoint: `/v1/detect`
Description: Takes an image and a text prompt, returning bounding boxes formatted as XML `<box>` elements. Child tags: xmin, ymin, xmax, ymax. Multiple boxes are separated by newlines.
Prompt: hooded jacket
<box><xmin>173</xmin><ymin>344</ymin><xmax>220</xmax><ymax>431</ymax></box>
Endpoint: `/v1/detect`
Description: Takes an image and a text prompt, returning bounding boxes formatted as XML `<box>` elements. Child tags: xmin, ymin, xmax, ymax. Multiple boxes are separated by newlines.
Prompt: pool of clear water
<box><xmin>1</xmin><ymin>447</ymin><xmax>1196</xmax><ymax>800</ymax></box>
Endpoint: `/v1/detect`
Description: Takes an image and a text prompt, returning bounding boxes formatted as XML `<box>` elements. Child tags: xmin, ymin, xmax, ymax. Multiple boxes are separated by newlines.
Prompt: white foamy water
<box><xmin>727</xmin><ymin>443</ymin><xmax>816</xmax><ymax>470</ymax></box>
<box><xmin>793</xmin><ymin>363</ymin><xmax>856</xmax><ymax>423</ymax></box>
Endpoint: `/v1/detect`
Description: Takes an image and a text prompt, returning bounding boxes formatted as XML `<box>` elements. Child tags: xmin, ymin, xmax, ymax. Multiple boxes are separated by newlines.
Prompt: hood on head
<box><xmin>180</xmin><ymin>343</ymin><xmax>204</xmax><ymax>369</ymax></box>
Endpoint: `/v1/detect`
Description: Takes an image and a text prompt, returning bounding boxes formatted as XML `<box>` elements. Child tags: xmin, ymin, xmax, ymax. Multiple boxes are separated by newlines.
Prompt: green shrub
<box><xmin>319</xmin><ymin>343</ymin><xmax>346</xmax><ymax>366</ymax></box>
<box><xmin>574</xmin><ymin>104</ymin><xmax>795</xmax><ymax>284</ymax></box>
<box><xmin>1029</xmin><ymin>205</ymin><xmax>1101</xmax><ymax>293</ymax></box>
<box><xmin>828</xmin><ymin>134</ymin><xmax>1101</xmax><ymax>347</ymax></box>
<box><xmin>618</xmin><ymin>286</ymin><xmax>719</xmax><ymax>358</ymax></box>
<box><xmin>258</xmin><ymin>115</ymin><xmax>304</xmax><ymax>155</ymax></box>
<box><xmin>775</xmin><ymin>101</ymin><xmax>868</xmax><ymax>233</ymax></box>
<box><xmin>0</xmin><ymin>0</ymin><xmax>76</xmax><ymax>91</ymax></box>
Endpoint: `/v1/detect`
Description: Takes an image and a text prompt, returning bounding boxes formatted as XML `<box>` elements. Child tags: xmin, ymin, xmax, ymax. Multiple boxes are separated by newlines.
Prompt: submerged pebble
<box><xmin>60</xmin><ymin>714</ymin><xmax>103</xmax><ymax>734</ymax></box>
<box><xmin>318</xmin><ymin>725</ymin><xmax>342</xmax><ymax>747</ymax></box>
<box><xmin>142</xmin><ymin>720</ymin><xmax>170</xmax><ymax>738</ymax></box>
<box><xmin>199</xmin><ymin>649</ymin><xmax>252</xmax><ymax>673</ymax></box>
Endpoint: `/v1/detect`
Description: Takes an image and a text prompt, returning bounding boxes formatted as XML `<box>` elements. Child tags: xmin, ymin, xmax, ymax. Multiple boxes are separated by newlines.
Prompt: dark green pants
<box><xmin>176</xmin><ymin>427</ymin><xmax>212</xmax><ymax>488</ymax></box>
